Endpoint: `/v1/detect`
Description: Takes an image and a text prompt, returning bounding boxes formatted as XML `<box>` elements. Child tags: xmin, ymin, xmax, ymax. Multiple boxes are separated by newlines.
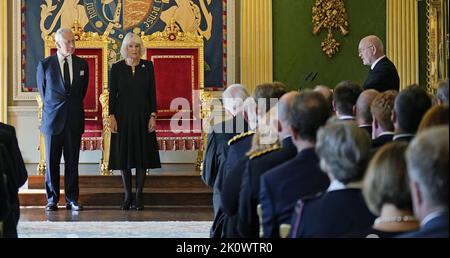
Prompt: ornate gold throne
<box><xmin>36</xmin><ymin>27</ymin><xmax>111</xmax><ymax>175</ymax></box>
<box><xmin>142</xmin><ymin>23</ymin><xmax>209</xmax><ymax>168</ymax></box>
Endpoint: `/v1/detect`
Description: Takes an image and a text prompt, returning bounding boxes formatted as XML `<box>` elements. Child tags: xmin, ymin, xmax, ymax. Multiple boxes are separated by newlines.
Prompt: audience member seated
<box><xmin>436</xmin><ymin>79</ymin><xmax>449</xmax><ymax>105</ymax></box>
<box><xmin>332</xmin><ymin>80</ymin><xmax>363</xmax><ymax>121</ymax></box>
<box><xmin>260</xmin><ymin>90</ymin><xmax>330</xmax><ymax>238</ymax></box>
<box><xmin>290</xmin><ymin>121</ymin><xmax>375</xmax><ymax>238</ymax></box>
<box><xmin>351</xmin><ymin>142</ymin><xmax>419</xmax><ymax>238</ymax></box>
<box><xmin>398</xmin><ymin>126</ymin><xmax>449</xmax><ymax>238</ymax></box>
<box><xmin>356</xmin><ymin>89</ymin><xmax>379</xmax><ymax>136</ymax></box>
<box><xmin>313</xmin><ymin>85</ymin><xmax>334</xmax><ymax>116</ymax></box>
<box><xmin>236</xmin><ymin>102</ymin><xmax>295</xmax><ymax>237</ymax></box>
<box><xmin>0</xmin><ymin>123</ymin><xmax>28</xmax><ymax>238</ymax></box>
<box><xmin>203</xmin><ymin>84</ymin><xmax>250</xmax><ymax>237</ymax></box>
<box><xmin>370</xmin><ymin>90</ymin><xmax>397</xmax><ymax>149</ymax></box>
<box><xmin>220</xmin><ymin>82</ymin><xmax>286</xmax><ymax>238</ymax></box>
<box><xmin>392</xmin><ymin>85</ymin><xmax>432</xmax><ymax>143</ymax></box>
<box><xmin>417</xmin><ymin>105</ymin><xmax>449</xmax><ymax>132</ymax></box>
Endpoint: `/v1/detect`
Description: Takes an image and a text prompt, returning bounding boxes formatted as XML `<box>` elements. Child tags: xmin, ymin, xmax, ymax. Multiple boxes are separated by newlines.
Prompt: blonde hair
<box><xmin>246</xmin><ymin>107</ymin><xmax>280</xmax><ymax>156</ymax></box>
<box><xmin>120</xmin><ymin>32</ymin><xmax>145</xmax><ymax>58</ymax></box>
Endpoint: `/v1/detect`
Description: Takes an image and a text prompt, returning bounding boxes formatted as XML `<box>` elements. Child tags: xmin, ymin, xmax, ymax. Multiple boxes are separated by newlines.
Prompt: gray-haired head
<box><xmin>316</xmin><ymin>121</ymin><xmax>371</xmax><ymax>184</ymax></box>
<box><xmin>222</xmin><ymin>84</ymin><xmax>250</xmax><ymax>116</ymax></box>
<box><xmin>406</xmin><ymin>125</ymin><xmax>449</xmax><ymax>220</ymax></box>
<box><xmin>55</xmin><ymin>28</ymin><xmax>74</xmax><ymax>44</ymax></box>
<box><xmin>120</xmin><ymin>32</ymin><xmax>145</xmax><ymax>58</ymax></box>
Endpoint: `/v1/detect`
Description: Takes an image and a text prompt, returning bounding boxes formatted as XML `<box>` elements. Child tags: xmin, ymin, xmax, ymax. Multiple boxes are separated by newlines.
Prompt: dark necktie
<box><xmin>63</xmin><ymin>58</ymin><xmax>71</xmax><ymax>91</ymax></box>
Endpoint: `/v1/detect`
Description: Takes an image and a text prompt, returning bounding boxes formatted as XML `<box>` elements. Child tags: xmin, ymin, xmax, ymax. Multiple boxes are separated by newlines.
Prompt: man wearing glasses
<box><xmin>358</xmin><ymin>35</ymin><xmax>400</xmax><ymax>92</ymax></box>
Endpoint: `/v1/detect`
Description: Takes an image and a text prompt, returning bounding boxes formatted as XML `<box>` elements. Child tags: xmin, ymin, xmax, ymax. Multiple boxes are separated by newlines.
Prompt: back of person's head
<box><xmin>254</xmin><ymin>82</ymin><xmax>287</xmax><ymax>113</ymax></box>
<box><xmin>316</xmin><ymin>121</ymin><xmax>371</xmax><ymax>184</ymax></box>
<box><xmin>406</xmin><ymin>126</ymin><xmax>449</xmax><ymax>211</ymax></box>
<box><xmin>314</xmin><ymin>85</ymin><xmax>334</xmax><ymax>114</ymax></box>
<box><xmin>356</xmin><ymin>89</ymin><xmax>379</xmax><ymax>124</ymax></box>
<box><xmin>222</xmin><ymin>84</ymin><xmax>250</xmax><ymax>116</ymax></box>
<box><xmin>418</xmin><ymin>105</ymin><xmax>449</xmax><ymax>132</ymax></box>
<box><xmin>288</xmin><ymin>90</ymin><xmax>330</xmax><ymax>142</ymax></box>
<box><xmin>333</xmin><ymin>80</ymin><xmax>363</xmax><ymax>116</ymax></box>
<box><xmin>363</xmin><ymin>142</ymin><xmax>411</xmax><ymax>215</ymax></box>
<box><xmin>394</xmin><ymin>85</ymin><xmax>432</xmax><ymax>133</ymax></box>
<box><xmin>278</xmin><ymin>91</ymin><xmax>300</xmax><ymax>126</ymax></box>
<box><xmin>247</xmin><ymin>107</ymin><xmax>280</xmax><ymax>156</ymax></box>
<box><xmin>370</xmin><ymin>90</ymin><xmax>398</xmax><ymax>132</ymax></box>
<box><xmin>436</xmin><ymin>79</ymin><xmax>449</xmax><ymax>105</ymax></box>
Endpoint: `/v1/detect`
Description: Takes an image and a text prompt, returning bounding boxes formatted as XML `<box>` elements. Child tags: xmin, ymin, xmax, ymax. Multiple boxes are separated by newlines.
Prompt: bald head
<box><xmin>314</xmin><ymin>85</ymin><xmax>333</xmax><ymax>114</ymax></box>
<box><xmin>279</xmin><ymin>91</ymin><xmax>300</xmax><ymax>123</ymax></box>
<box><xmin>359</xmin><ymin>35</ymin><xmax>385</xmax><ymax>66</ymax></box>
<box><xmin>356</xmin><ymin>89</ymin><xmax>379</xmax><ymax>124</ymax></box>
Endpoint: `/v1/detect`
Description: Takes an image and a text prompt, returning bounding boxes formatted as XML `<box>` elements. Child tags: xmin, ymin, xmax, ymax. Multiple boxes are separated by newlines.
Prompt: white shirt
<box><xmin>371</xmin><ymin>55</ymin><xmax>386</xmax><ymax>70</ymax></box>
<box><xmin>57</xmin><ymin>52</ymin><xmax>73</xmax><ymax>84</ymax></box>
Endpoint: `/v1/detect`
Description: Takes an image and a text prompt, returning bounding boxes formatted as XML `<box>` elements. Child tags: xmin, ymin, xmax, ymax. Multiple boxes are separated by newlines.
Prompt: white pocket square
<box><xmin>80</xmin><ymin>70</ymin><xmax>85</xmax><ymax>76</ymax></box>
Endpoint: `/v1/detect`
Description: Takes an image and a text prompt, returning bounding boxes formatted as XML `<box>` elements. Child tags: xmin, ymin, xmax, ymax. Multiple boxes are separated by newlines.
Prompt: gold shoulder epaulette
<box><xmin>249</xmin><ymin>145</ymin><xmax>281</xmax><ymax>160</ymax></box>
<box><xmin>228</xmin><ymin>130</ymin><xmax>255</xmax><ymax>146</ymax></box>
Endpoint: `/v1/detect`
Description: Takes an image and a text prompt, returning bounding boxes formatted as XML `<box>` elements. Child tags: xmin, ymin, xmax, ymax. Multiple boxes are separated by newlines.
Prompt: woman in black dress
<box><xmin>109</xmin><ymin>32</ymin><xmax>161</xmax><ymax>210</ymax></box>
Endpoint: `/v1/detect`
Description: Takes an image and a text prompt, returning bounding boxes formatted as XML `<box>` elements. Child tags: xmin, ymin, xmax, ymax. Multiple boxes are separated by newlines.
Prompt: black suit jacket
<box><xmin>237</xmin><ymin>137</ymin><xmax>298</xmax><ymax>238</ymax></box>
<box><xmin>398</xmin><ymin>213</ymin><xmax>449</xmax><ymax>238</ymax></box>
<box><xmin>36</xmin><ymin>54</ymin><xmax>89</xmax><ymax>135</ymax></box>
<box><xmin>292</xmin><ymin>189</ymin><xmax>376</xmax><ymax>238</ymax></box>
<box><xmin>364</xmin><ymin>57</ymin><xmax>400</xmax><ymax>92</ymax></box>
<box><xmin>260</xmin><ymin>148</ymin><xmax>330</xmax><ymax>238</ymax></box>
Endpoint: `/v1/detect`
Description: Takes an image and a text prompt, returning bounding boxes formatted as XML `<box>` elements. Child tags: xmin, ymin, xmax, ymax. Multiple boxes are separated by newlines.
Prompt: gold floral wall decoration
<box><xmin>312</xmin><ymin>0</ymin><xmax>349</xmax><ymax>58</ymax></box>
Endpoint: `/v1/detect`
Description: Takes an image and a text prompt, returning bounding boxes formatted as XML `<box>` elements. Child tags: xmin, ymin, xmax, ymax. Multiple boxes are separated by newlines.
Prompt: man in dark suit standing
<box><xmin>359</xmin><ymin>35</ymin><xmax>400</xmax><ymax>92</ymax></box>
<box><xmin>36</xmin><ymin>28</ymin><xmax>89</xmax><ymax>211</ymax></box>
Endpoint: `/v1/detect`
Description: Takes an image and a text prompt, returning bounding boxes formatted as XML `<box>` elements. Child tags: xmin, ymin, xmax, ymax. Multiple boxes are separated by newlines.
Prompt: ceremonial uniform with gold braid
<box><xmin>237</xmin><ymin>137</ymin><xmax>297</xmax><ymax>238</ymax></box>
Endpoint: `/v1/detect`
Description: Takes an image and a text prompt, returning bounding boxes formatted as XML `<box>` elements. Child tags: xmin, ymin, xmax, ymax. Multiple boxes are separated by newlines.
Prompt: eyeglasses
<box><xmin>358</xmin><ymin>45</ymin><xmax>373</xmax><ymax>54</ymax></box>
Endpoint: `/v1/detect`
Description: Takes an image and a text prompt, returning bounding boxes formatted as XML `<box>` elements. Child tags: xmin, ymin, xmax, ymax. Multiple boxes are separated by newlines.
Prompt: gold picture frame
<box><xmin>427</xmin><ymin>0</ymin><xmax>449</xmax><ymax>92</ymax></box>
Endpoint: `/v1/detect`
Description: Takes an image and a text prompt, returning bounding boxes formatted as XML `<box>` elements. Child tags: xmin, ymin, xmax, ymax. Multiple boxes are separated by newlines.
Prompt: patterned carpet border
<box><xmin>18</xmin><ymin>221</ymin><xmax>212</xmax><ymax>238</ymax></box>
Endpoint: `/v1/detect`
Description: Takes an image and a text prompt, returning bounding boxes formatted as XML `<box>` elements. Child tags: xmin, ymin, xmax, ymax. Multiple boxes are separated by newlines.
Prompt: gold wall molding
<box><xmin>0</xmin><ymin>0</ymin><xmax>7</xmax><ymax>122</ymax></box>
<box><xmin>241</xmin><ymin>0</ymin><xmax>273</xmax><ymax>93</ymax></box>
<box><xmin>426</xmin><ymin>0</ymin><xmax>448</xmax><ymax>92</ymax></box>
<box><xmin>387</xmin><ymin>0</ymin><xmax>419</xmax><ymax>90</ymax></box>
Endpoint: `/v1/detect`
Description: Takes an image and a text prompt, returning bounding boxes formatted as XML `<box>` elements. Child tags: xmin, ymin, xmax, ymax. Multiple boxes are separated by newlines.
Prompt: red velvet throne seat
<box><xmin>142</xmin><ymin>25</ymin><xmax>206</xmax><ymax>167</ymax></box>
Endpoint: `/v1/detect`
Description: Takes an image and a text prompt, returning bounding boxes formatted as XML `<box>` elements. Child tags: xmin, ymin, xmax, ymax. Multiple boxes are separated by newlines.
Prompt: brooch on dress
<box><xmin>141</xmin><ymin>64</ymin><xmax>145</xmax><ymax>68</ymax></box>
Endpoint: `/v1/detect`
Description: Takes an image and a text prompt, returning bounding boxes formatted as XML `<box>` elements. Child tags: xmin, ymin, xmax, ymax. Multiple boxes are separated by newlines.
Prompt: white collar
<box><xmin>378</xmin><ymin>131</ymin><xmax>394</xmax><ymax>137</ymax></box>
<box><xmin>371</xmin><ymin>55</ymin><xmax>386</xmax><ymax>70</ymax></box>
<box><xmin>326</xmin><ymin>179</ymin><xmax>362</xmax><ymax>192</ymax></box>
<box><xmin>338</xmin><ymin>115</ymin><xmax>355</xmax><ymax>120</ymax></box>
<box><xmin>393</xmin><ymin>133</ymin><xmax>415</xmax><ymax>140</ymax></box>
<box><xmin>57</xmin><ymin>52</ymin><xmax>72</xmax><ymax>63</ymax></box>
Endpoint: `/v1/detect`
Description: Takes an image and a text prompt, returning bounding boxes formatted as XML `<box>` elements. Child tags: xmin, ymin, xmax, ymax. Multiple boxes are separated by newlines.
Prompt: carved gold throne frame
<box><xmin>36</xmin><ymin>27</ymin><xmax>111</xmax><ymax>175</ymax></box>
<box><xmin>142</xmin><ymin>23</ymin><xmax>209</xmax><ymax>169</ymax></box>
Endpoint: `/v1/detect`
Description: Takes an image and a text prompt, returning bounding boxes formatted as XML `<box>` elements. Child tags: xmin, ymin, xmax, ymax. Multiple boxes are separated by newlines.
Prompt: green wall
<box><xmin>273</xmin><ymin>0</ymin><xmax>386</xmax><ymax>90</ymax></box>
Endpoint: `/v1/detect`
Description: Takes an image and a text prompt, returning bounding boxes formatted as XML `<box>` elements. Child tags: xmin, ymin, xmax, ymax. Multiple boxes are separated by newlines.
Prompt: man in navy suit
<box><xmin>36</xmin><ymin>28</ymin><xmax>89</xmax><ymax>211</ymax></box>
<box><xmin>359</xmin><ymin>35</ymin><xmax>400</xmax><ymax>92</ymax></box>
<box><xmin>399</xmin><ymin>126</ymin><xmax>449</xmax><ymax>238</ymax></box>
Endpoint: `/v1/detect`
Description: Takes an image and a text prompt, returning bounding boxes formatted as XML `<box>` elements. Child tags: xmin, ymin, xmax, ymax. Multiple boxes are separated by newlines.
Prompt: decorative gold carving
<box><xmin>142</xmin><ymin>20</ymin><xmax>204</xmax><ymax>44</ymax></box>
<box><xmin>142</xmin><ymin>27</ymin><xmax>206</xmax><ymax>170</ymax></box>
<box><xmin>426</xmin><ymin>0</ymin><xmax>449</xmax><ymax>93</ymax></box>
<box><xmin>36</xmin><ymin>95</ymin><xmax>46</xmax><ymax>176</ymax></box>
<box><xmin>99</xmin><ymin>88</ymin><xmax>112</xmax><ymax>175</ymax></box>
<box><xmin>312</xmin><ymin>0</ymin><xmax>349</xmax><ymax>58</ymax></box>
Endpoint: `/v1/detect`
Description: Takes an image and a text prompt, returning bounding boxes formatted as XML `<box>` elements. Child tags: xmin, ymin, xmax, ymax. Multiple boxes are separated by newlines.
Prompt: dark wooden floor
<box><xmin>20</xmin><ymin>164</ymin><xmax>214</xmax><ymax>222</ymax></box>
<box><xmin>20</xmin><ymin>206</ymin><xmax>214</xmax><ymax>222</ymax></box>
